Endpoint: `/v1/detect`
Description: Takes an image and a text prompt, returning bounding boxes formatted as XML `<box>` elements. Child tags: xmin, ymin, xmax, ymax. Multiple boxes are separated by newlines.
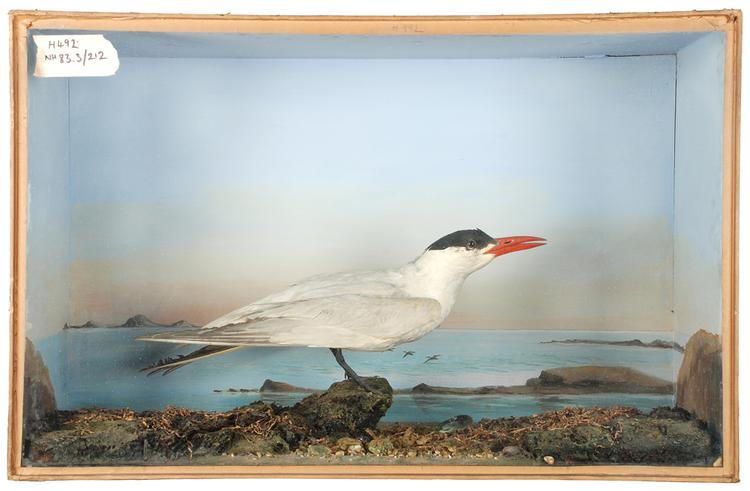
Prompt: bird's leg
<box><xmin>329</xmin><ymin>348</ymin><xmax>373</xmax><ymax>392</ymax></box>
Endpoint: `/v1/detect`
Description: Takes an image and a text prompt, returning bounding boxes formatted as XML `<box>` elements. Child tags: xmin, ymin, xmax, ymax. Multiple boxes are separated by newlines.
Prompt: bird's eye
<box><xmin>466</xmin><ymin>240</ymin><xmax>476</xmax><ymax>250</ymax></box>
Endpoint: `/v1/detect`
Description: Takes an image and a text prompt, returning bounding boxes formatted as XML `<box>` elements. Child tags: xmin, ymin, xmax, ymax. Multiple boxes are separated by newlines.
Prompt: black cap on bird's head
<box><xmin>427</xmin><ymin>229</ymin><xmax>497</xmax><ymax>251</ymax></box>
<box><xmin>427</xmin><ymin>229</ymin><xmax>546</xmax><ymax>257</ymax></box>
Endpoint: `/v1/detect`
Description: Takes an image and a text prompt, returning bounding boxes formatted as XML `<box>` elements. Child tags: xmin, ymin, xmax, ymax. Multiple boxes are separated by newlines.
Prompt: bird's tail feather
<box><xmin>141</xmin><ymin>345</ymin><xmax>243</xmax><ymax>376</ymax></box>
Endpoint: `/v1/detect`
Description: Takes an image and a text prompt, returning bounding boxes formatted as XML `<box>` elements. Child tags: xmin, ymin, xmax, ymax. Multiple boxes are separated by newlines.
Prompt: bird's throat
<box><xmin>401</xmin><ymin>254</ymin><xmax>471</xmax><ymax>319</ymax></box>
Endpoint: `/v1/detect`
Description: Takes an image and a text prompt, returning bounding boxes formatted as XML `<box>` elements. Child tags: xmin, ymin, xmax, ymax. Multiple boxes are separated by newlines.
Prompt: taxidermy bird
<box><xmin>138</xmin><ymin>229</ymin><xmax>545</xmax><ymax>391</ymax></box>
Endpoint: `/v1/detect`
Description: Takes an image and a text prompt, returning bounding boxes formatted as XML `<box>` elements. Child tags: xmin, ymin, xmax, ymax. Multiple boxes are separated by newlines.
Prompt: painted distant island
<box><xmin>64</xmin><ymin>314</ymin><xmax>199</xmax><ymax>329</ymax></box>
<box><xmin>214</xmin><ymin>366</ymin><xmax>674</xmax><ymax>396</ymax></box>
<box><xmin>541</xmin><ymin>337</ymin><xmax>684</xmax><ymax>353</ymax></box>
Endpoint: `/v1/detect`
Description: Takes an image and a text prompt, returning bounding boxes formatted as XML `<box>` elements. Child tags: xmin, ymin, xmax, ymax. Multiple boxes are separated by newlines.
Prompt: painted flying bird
<box><xmin>138</xmin><ymin>230</ymin><xmax>545</xmax><ymax>391</ymax></box>
<box><xmin>424</xmin><ymin>354</ymin><xmax>441</xmax><ymax>364</ymax></box>
<box><xmin>403</xmin><ymin>350</ymin><xmax>415</xmax><ymax>358</ymax></box>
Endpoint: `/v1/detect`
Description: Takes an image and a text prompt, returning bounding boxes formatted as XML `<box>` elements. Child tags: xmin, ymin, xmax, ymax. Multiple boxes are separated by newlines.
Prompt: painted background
<box><xmin>25</xmin><ymin>32</ymin><xmax>723</xmax><ymax>341</ymax></box>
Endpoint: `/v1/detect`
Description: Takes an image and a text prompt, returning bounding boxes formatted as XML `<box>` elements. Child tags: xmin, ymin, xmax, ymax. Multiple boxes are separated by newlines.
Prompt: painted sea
<box><xmin>35</xmin><ymin>328</ymin><xmax>680</xmax><ymax>422</ymax></box>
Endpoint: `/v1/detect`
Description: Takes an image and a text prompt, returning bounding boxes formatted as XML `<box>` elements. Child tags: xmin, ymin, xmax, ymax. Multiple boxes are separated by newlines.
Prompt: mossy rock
<box><xmin>525</xmin><ymin>424</ymin><xmax>615</xmax><ymax>462</ymax></box>
<box><xmin>28</xmin><ymin>420</ymin><xmax>144</xmax><ymax>464</ymax></box>
<box><xmin>294</xmin><ymin>377</ymin><xmax>393</xmax><ymax>438</ymax></box>
<box><xmin>615</xmin><ymin>417</ymin><xmax>713</xmax><ymax>463</ymax></box>
<box><xmin>524</xmin><ymin>416</ymin><xmax>713</xmax><ymax>464</ymax></box>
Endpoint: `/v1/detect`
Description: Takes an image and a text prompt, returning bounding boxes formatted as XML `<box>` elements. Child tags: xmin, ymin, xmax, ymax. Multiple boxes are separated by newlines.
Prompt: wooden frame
<box><xmin>7</xmin><ymin>9</ymin><xmax>741</xmax><ymax>482</ymax></box>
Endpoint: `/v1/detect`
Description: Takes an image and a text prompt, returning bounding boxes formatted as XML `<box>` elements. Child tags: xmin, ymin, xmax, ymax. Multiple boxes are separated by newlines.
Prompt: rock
<box><xmin>501</xmin><ymin>445</ymin><xmax>522</xmax><ymax>457</ymax></box>
<box><xmin>532</xmin><ymin>371</ymin><xmax>564</xmax><ymax>385</ymax></box>
<box><xmin>335</xmin><ymin>437</ymin><xmax>365</xmax><ymax>455</ymax></box>
<box><xmin>676</xmin><ymin>329</ymin><xmax>722</xmax><ymax>438</ymax></box>
<box><xmin>543</xmin><ymin>455</ymin><xmax>555</xmax><ymax>465</ymax></box>
<box><xmin>411</xmin><ymin>383</ymin><xmax>442</xmax><ymax>394</ymax></box>
<box><xmin>615</xmin><ymin>418</ymin><xmax>712</xmax><ymax>463</ymax></box>
<box><xmin>405</xmin><ymin>365</ymin><xmax>672</xmax><ymax>395</ymax></box>
<box><xmin>29</xmin><ymin>421</ymin><xmax>142</xmax><ymax>464</ymax></box>
<box><xmin>306</xmin><ymin>444</ymin><xmax>332</xmax><ymax>457</ymax></box>
<box><xmin>525</xmin><ymin>366</ymin><xmax>673</xmax><ymax>394</ymax></box>
<box><xmin>259</xmin><ymin>379</ymin><xmax>318</xmax><ymax>393</ymax></box>
<box><xmin>648</xmin><ymin>406</ymin><xmax>692</xmax><ymax>421</ymax></box>
<box><xmin>439</xmin><ymin>414</ymin><xmax>473</xmax><ymax>433</ymax></box>
<box><xmin>335</xmin><ymin>437</ymin><xmax>361</xmax><ymax>449</ymax></box>
<box><xmin>227</xmin><ymin>434</ymin><xmax>289</xmax><ymax>456</ymax></box>
<box><xmin>367</xmin><ymin>437</ymin><xmax>394</xmax><ymax>455</ymax></box>
<box><xmin>524</xmin><ymin>416</ymin><xmax>713</xmax><ymax>464</ymax></box>
<box><xmin>65</xmin><ymin>320</ymin><xmax>101</xmax><ymax>329</ymax></box>
<box><xmin>408</xmin><ymin>383</ymin><xmax>501</xmax><ymax>395</ymax></box>
<box><xmin>23</xmin><ymin>338</ymin><xmax>57</xmax><ymax>444</ymax></box>
<box><xmin>525</xmin><ymin>424</ymin><xmax>615</xmax><ymax>462</ymax></box>
<box><xmin>119</xmin><ymin>314</ymin><xmax>163</xmax><ymax>327</ymax></box>
<box><xmin>294</xmin><ymin>377</ymin><xmax>393</xmax><ymax>437</ymax></box>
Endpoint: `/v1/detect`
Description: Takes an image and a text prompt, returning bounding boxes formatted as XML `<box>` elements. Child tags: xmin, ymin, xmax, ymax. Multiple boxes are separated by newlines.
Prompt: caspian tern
<box><xmin>138</xmin><ymin>230</ymin><xmax>545</xmax><ymax>391</ymax></box>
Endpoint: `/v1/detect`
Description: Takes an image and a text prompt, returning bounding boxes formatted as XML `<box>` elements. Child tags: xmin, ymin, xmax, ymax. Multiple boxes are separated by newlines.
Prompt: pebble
<box><xmin>306</xmin><ymin>445</ymin><xmax>332</xmax><ymax>457</ymax></box>
<box><xmin>501</xmin><ymin>445</ymin><xmax>522</xmax><ymax>457</ymax></box>
<box><xmin>346</xmin><ymin>443</ymin><xmax>364</xmax><ymax>455</ymax></box>
<box><xmin>335</xmin><ymin>437</ymin><xmax>361</xmax><ymax>450</ymax></box>
<box><xmin>367</xmin><ymin>437</ymin><xmax>394</xmax><ymax>456</ymax></box>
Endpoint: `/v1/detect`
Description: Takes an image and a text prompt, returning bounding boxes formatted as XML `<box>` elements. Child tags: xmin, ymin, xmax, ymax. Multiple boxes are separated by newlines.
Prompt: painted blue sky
<box><xmin>41</xmin><ymin>54</ymin><xmax>677</xmax><ymax>332</ymax></box>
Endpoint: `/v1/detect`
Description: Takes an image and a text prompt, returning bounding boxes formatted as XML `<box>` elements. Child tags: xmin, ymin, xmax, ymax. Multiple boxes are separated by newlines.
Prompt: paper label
<box><xmin>33</xmin><ymin>35</ymin><xmax>119</xmax><ymax>78</ymax></box>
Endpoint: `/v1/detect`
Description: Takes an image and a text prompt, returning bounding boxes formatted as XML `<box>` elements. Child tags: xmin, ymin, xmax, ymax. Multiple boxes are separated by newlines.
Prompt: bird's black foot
<box><xmin>329</xmin><ymin>348</ymin><xmax>373</xmax><ymax>392</ymax></box>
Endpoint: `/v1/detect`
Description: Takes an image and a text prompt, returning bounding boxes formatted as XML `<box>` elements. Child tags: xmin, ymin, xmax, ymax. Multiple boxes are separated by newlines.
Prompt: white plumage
<box><xmin>139</xmin><ymin>266</ymin><xmax>447</xmax><ymax>351</ymax></box>
<box><xmin>138</xmin><ymin>229</ymin><xmax>545</xmax><ymax>389</ymax></box>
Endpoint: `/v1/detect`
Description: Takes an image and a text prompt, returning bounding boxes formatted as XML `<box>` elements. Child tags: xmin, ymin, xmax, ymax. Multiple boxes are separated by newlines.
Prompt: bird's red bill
<box><xmin>485</xmin><ymin>236</ymin><xmax>546</xmax><ymax>256</ymax></box>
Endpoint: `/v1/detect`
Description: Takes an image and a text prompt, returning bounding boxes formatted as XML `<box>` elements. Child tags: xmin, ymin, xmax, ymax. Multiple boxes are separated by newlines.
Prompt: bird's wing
<box><xmin>137</xmin><ymin>294</ymin><xmax>442</xmax><ymax>351</ymax></box>
<box><xmin>201</xmin><ymin>270</ymin><xmax>402</xmax><ymax>329</ymax></box>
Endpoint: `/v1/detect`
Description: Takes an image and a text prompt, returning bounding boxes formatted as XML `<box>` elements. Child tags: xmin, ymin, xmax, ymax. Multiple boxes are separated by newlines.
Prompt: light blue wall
<box><xmin>674</xmin><ymin>33</ymin><xmax>725</xmax><ymax>345</ymax></box>
<box><xmin>26</xmin><ymin>75</ymin><xmax>70</xmax><ymax>339</ymax></box>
